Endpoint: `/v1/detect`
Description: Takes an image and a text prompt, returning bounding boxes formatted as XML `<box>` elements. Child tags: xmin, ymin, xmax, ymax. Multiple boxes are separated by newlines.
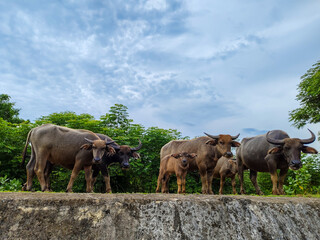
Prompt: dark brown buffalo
<box><xmin>156</xmin><ymin>152</ymin><xmax>197</xmax><ymax>194</ymax></box>
<box><xmin>236</xmin><ymin>129</ymin><xmax>317</xmax><ymax>195</ymax></box>
<box><xmin>91</xmin><ymin>133</ymin><xmax>142</xmax><ymax>193</ymax></box>
<box><xmin>212</xmin><ymin>156</ymin><xmax>238</xmax><ymax>195</ymax></box>
<box><xmin>21</xmin><ymin>124</ymin><xmax>115</xmax><ymax>192</ymax></box>
<box><xmin>160</xmin><ymin>133</ymin><xmax>241</xmax><ymax>194</ymax></box>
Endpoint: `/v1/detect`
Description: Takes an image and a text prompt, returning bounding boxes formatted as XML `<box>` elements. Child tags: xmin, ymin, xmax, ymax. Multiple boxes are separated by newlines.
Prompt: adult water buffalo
<box><xmin>160</xmin><ymin>133</ymin><xmax>241</xmax><ymax>194</ymax></box>
<box><xmin>21</xmin><ymin>124</ymin><xmax>115</xmax><ymax>192</ymax></box>
<box><xmin>91</xmin><ymin>133</ymin><xmax>142</xmax><ymax>193</ymax></box>
<box><xmin>236</xmin><ymin>129</ymin><xmax>317</xmax><ymax>195</ymax></box>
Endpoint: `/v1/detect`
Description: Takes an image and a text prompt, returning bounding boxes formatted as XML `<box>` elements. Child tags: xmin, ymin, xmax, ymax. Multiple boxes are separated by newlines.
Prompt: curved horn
<box><xmin>300</xmin><ymin>129</ymin><xmax>316</xmax><ymax>144</ymax></box>
<box><xmin>204</xmin><ymin>132</ymin><xmax>220</xmax><ymax>139</ymax></box>
<box><xmin>131</xmin><ymin>140</ymin><xmax>142</xmax><ymax>151</ymax></box>
<box><xmin>231</xmin><ymin>133</ymin><xmax>240</xmax><ymax>140</ymax></box>
<box><xmin>266</xmin><ymin>131</ymin><xmax>285</xmax><ymax>145</ymax></box>
<box><xmin>105</xmin><ymin>138</ymin><xmax>115</xmax><ymax>145</ymax></box>
<box><xmin>112</xmin><ymin>144</ymin><xmax>121</xmax><ymax>150</ymax></box>
<box><xmin>84</xmin><ymin>137</ymin><xmax>94</xmax><ymax>144</ymax></box>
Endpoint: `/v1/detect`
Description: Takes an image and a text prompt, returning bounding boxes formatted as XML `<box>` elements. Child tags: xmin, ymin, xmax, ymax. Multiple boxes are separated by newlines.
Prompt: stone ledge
<box><xmin>1</xmin><ymin>193</ymin><xmax>320</xmax><ymax>240</ymax></box>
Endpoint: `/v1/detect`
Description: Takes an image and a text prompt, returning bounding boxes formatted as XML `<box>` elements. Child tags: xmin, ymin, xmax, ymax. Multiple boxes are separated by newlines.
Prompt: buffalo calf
<box><xmin>156</xmin><ymin>152</ymin><xmax>197</xmax><ymax>194</ymax></box>
<box><xmin>213</xmin><ymin>156</ymin><xmax>238</xmax><ymax>195</ymax></box>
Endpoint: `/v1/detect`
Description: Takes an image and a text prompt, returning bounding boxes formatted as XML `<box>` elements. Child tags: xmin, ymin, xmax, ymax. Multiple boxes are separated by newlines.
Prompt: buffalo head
<box><xmin>81</xmin><ymin>138</ymin><xmax>115</xmax><ymax>163</ymax></box>
<box><xmin>204</xmin><ymin>132</ymin><xmax>241</xmax><ymax>158</ymax></box>
<box><xmin>112</xmin><ymin>140</ymin><xmax>142</xmax><ymax>170</ymax></box>
<box><xmin>171</xmin><ymin>152</ymin><xmax>197</xmax><ymax>169</ymax></box>
<box><xmin>266</xmin><ymin>129</ymin><xmax>318</xmax><ymax>170</ymax></box>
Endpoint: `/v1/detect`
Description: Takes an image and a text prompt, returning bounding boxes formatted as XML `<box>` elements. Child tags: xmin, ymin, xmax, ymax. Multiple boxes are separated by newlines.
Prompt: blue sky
<box><xmin>1</xmin><ymin>0</ymin><xmax>320</xmax><ymax>147</ymax></box>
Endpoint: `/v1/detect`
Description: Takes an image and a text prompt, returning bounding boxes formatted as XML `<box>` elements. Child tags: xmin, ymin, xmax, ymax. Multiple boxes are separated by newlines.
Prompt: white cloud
<box><xmin>1</xmin><ymin>0</ymin><xmax>320</xmax><ymax>147</ymax></box>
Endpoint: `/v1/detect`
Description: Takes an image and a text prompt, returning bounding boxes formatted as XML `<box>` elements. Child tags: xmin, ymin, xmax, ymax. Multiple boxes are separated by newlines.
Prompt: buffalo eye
<box><xmin>219</xmin><ymin>141</ymin><xmax>224</xmax><ymax>145</ymax></box>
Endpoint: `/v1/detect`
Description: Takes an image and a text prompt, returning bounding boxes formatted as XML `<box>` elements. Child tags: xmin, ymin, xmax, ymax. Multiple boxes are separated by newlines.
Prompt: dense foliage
<box><xmin>0</xmin><ymin>95</ymin><xmax>319</xmax><ymax>195</ymax></box>
<box><xmin>289</xmin><ymin>60</ymin><xmax>320</xmax><ymax>129</ymax></box>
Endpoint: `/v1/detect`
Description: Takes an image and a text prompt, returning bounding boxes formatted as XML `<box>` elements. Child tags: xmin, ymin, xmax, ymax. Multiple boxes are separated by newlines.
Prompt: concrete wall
<box><xmin>0</xmin><ymin>193</ymin><xmax>319</xmax><ymax>240</ymax></box>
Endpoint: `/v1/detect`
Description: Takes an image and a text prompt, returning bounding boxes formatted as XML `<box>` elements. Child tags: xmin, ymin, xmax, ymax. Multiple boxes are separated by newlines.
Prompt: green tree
<box><xmin>0</xmin><ymin>94</ymin><xmax>23</xmax><ymax>123</ymax></box>
<box><xmin>100</xmin><ymin>104</ymin><xmax>133</xmax><ymax>130</ymax></box>
<box><xmin>289</xmin><ymin>61</ymin><xmax>320</xmax><ymax>128</ymax></box>
<box><xmin>0</xmin><ymin>118</ymin><xmax>32</xmax><ymax>184</ymax></box>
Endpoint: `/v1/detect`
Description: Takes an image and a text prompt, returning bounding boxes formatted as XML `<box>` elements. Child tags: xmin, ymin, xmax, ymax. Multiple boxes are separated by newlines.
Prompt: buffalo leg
<box><xmin>177</xmin><ymin>175</ymin><xmax>182</xmax><ymax>194</ymax></box>
<box><xmin>83</xmin><ymin>165</ymin><xmax>93</xmax><ymax>193</ymax></box>
<box><xmin>237</xmin><ymin>158</ymin><xmax>246</xmax><ymax>194</ymax></box>
<box><xmin>250</xmin><ymin>170</ymin><xmax>263</xmax><ymax>195</ymax></box>
<box><xmin>162</xmin><ymin>174</ymin><xmax>170</xmax><ymax>193</ymax></box>
<box><xmin>206</xmin><ymin>169</ymin><xmax>214</xmax><ymax>194</ymax></box>
<box><xmin>278</xmin><ymin>168</ymin><xmax>288</xmax><ymax>195</ymax></box>
<box><xmin>156</xmin><ymin>170</ymin><xmax>164</xmax><ymax>193</ymax></box>
<box><xmin>231</xmin><ymin>176</ymin><xmax>237</xmax><ymax>194</ymax></box>
<box><xmin>219</xmin><ymin>175</ymin><xmax>226</xmax><ymax>195</ymax></box>
<box><xmin>34</xmin><ymin>151</ymin><xmax>50</xmax><ymax>192</ymax></box>
<box><xmin>66</xmin><ymin>161</ymin><xmax>82</xmax><ymax>193</ymax></box>
<box><xmin>91</xmin><ymin>165</ymin><xmax>100</xmax><ymax>191</ymax></box>
<box><xmin>199</xmin><ymin>166</ymin><xmax>208</xmax><ymax>194</ymax></box>
<box><xmin>24</xmin><ymin>151</ymin><xmax>36</xmax><ymax>191</ymax></box>
<box><xmin>181</xmin><ymin>172</ymin><xmax>187</xmax><ymax>194</ymax></box>
<box><xmin>100</xmin><ymin>166</ymin><xmax>112</xmax><ymax>193</ymax></box>
<box><xmin>270</xmin><ymin>171</ymin><xmax>279</xmax><ymax>195</ymax></box>
<box><xmin>44</xmin><ymin>161</ymin><xmax>54</xmax><ymax>191</ymax></box>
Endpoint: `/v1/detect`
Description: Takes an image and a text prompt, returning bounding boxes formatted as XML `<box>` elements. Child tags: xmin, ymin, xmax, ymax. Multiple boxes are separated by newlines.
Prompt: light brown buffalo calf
<box><xmin>213</xmin><ymin>156</ymin><xmax>238</xmax><ymax>195</ymax></box>
<box><xmin>156</xmin><ymin>152</ymin><xmax>197</xmax><ymax>194</ymax></box>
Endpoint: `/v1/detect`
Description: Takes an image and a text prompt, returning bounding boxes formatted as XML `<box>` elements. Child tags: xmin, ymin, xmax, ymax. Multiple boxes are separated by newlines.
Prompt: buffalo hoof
<box><xmin>272</xmin><ymin>190</ymin><xmax>279</xmax><ymax>195</ymax></box>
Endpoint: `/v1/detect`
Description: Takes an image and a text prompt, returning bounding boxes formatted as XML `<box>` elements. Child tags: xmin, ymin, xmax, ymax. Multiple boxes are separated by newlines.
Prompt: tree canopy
<box><xmin>289</xmin><ymin>60</ymin><xmax>320</xmax><ymax>129</ymax></box>
<box><xmin>0</xmin><ymin>94</ymin><xmax>23</xmax><ymax>123</ymax></box>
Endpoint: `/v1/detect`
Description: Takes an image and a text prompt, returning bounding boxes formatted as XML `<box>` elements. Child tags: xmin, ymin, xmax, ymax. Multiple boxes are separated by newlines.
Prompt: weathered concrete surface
<box><xmin>0</xmin><ymin>193</ymin><xmax>320</xmax><ymax>240</ymax></box>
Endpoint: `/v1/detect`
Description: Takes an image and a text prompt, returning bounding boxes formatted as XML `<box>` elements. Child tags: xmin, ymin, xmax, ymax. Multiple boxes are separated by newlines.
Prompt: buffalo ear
<box><xmin>232</xmin><ymin>141</ymin><xmax>241</xmax><ymax>147</ymax></box>
<box><xmin>106</xmin><ymin>146</ymin><xmax>116</xmax><ymax>156</ymax></box>
<box><xmin>206</xmin><ymin>140</ymin><xmax>217</xmax><ymax>146</ymax></box>
<box><xmin>302</xmin><ymin>146</ymin><xmax>318</xmax><ymax>154</ymax></box>
<box><xmin>171</xmin><ymin>153</ymin><xmax>180</xmax><ymax>158</ymax></box>
<box><xmin>132</xmin><ymin>152</ymin><xmax>140</xmax><ymax>159</ymax></box>
<box><xmin>268</xmin><ymin>147</ymin><xmax>282</xmax><ymax>154</ymax></box>
<box><xmin>80</xmin><ymin>144</ymin><xmax>92</xmax><ymax>150</ymax></box>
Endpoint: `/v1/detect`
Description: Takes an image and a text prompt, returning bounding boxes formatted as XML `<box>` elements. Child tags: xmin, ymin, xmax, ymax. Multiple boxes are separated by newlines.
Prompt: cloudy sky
<box><xmin>1</xmin><ymin>0</ymin><xmax>320</xmax><ymax>147</ymax></box>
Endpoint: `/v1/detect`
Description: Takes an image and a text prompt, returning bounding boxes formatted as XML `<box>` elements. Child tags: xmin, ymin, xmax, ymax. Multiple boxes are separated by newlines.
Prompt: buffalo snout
<box><xmin>224</xmin><ymin>152</ymin><xmax>233</xmax><ymax>158</ymax></box>
<box><xmin>121</xmin><ymin>162</ymin><xmax>130</xmax><ymax>169</ymax></box>
<box><xmin>289</xmin><ymin>160</ymin><xmax>302</xmax><ymax>170</ymax></box>
<box><xmin>93</xmin><ymin>157</ymin><xmax>102</xmax><ymax>163</ymax></box>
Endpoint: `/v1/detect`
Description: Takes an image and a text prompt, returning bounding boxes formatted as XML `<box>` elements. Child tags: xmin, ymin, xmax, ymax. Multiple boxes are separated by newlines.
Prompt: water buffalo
<box><xmin>236</xmin><ymin>129</ymin><xmax>317</xmax><ymax>195</ymax></box>
<box><xmin>160</xmin><ymin>133</ymin><xmax>241</xmax><ymax>194</ymax></box>
<box><xmin>91</xmin><ymin>133</ymin><xmax>142</xmax><ymax>193</ymax></box>
<box><xmin>156</xmin><ymin>152</ymin><xmax>197</xmax><ymax>194</ymax></box>
<box><xmin>21</xmin><ymin>124</ymin><xmax>115</xmax><ymax>192</ymax></box>
<box><xmin>213</xmin><ymin>156</ymin><xmax>238</xmax><ymax>195</ymax></box>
